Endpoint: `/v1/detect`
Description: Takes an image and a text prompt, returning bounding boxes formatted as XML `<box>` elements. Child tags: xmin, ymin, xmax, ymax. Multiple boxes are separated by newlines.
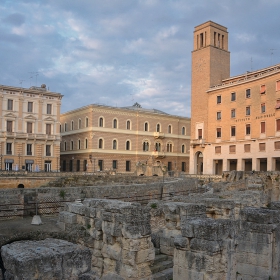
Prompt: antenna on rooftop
<box><xmin>19</xmin><ymin>79</ymin><xmax>25</xmax><ymax>88</ymax></box>
<box><xmin>28</xmin><ymin>71</ymin><xmax>39</xmax><ymax>86</ymax></box>
<box><xmin>250</xmin><ymin>57</ymin><xmax>253</xmax><ymax>71</ymax></box>
<box><xmin>270</xmin><ymin>49</ymin><xmax>278</xmax><ymax>65</ymax></box>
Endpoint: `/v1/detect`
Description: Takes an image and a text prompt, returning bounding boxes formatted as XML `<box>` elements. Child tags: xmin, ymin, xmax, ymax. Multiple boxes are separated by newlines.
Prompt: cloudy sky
<box><xmin>1</xmin><ymin>0</ymin><xmax>279</xmax><ymax>117</ymax></box>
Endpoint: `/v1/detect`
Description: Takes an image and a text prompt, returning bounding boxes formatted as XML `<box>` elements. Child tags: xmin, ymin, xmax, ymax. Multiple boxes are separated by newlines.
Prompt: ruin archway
<box><xmin>195</xmin><ymin>151</ymin><xmax>203</xmax><ymax>174</ymax></box>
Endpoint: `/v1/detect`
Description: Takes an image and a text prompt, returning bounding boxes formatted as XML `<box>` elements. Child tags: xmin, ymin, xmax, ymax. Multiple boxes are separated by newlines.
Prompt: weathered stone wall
<box><xmin>58</xmin><ymin>199</ymin><xmax>155</xmax><ymax>279</ymax></box>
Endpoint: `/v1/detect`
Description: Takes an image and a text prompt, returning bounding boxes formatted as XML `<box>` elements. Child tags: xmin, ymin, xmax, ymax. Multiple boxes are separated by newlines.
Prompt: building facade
<box><xmin>190</xmin><ymin>21</ymin><xmax>280</xmax><ymax>174</ymax></box>
<box><xmin>0</xmin><ymin>84</ymin><xmax>62</xmax><ymax>172</ymax></box>
<box><xmin>60</xmin><ymin>103</ymin><xmax>190</xmax><ymax>174</ymax></box>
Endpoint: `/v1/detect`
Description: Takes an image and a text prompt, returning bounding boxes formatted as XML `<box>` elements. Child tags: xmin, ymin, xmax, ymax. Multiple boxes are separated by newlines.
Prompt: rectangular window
<box><xmin>244</xmin><ymin>144</ymin><xmax>251</xmax><ymax>153</ymax></box>
<box><xmin>259</xmin><ymin>143</ymin><xmax>265</xmax><ymax>151</ymax></box>
<box><xmin>231</xmin><ymin>126</ymin><xmax>236</xmax><ymax>137</ymax></box>
<box><xmin>7</xmin><ymin>99</ymin><xmax>13</xmax><ymax>110</ymax></box>
<box><xmin>231</xmin><ymin>92</ymin><xmax>236</xmax><ymax>101</ymax></box>
<box><xmin>246</xmin><ymin>106</ymin><xmax>250</xmax><ymax>116</ymax></box>
<box><xmin>231</xmin><ymin>109</ymin><xmax>236</xmax><ymax>118</ymax></box>
<box><xmin>181</xmin><ymin>162</ymin><xmax>186</xmax><ymax>172</ymax></box>
<box><xmin>261</xmin><ymin>122</ymin><xmax>265</xmax><ymax>134</ymax></box>
<box><xmin>62</xmin><ymin>160</ymin><xmax>66</xmax><ymax>171</ymax></box>
<box><xmin>83</xmin><ymin>160</ymin><xmax>87</xmax><ymax>171</ymax></box>
<box><xmin>229</xmin><ymin>145</ymin><xmax>236</xmax><ymax>153</ymax></box>
<box><xmin>46</xmin><ymin>145</ymin><xmax>51</xmax><ymax>156</ymax></box>
<box><xmin>217</xmin><ymin>112</ymin><xmax>221</xmax><ymax>120</ymax></box>
<box><xmin>27</xmin><ymin>144</ymin><xmax>32</xmax><ymax>155</ymax></box>
<box><xmin>47</xmin><ymin>104</ymin><xmax>52</xmax><ymax>114</ymax></box>
<box><xmin>125</xmin><ymin>160</ymin><xmax>130</xmax><ymax>171</ymax></box>
<box><xmin>246</xmin><ymin>124</ymin><xmax>251</xmax><ymax>135</ymax></box>
<box><xmin>216</xmin><ymin>128</ymin><xmax>221</xmax><ymax>138</ymax></box>
<box><xmin>198</xmin><ymin>129</ymin><xmax>202</xmax><ymax>139</ymax></box>
<box><xmin>6</xmin><ymin>143</ymin><xmax>12</xmax><ymax>155</ymax></box>
<box><xmin>246</xmin><ymin>89</ymin><xmax>251</xmax><ymax>98</ymax></box>
<box><xmin>261</xmin><ymin>103</ymin><xmax>265</xmax><ymax>113</ymax></box>
<box><xmin>215</xmin><ymin>146</ymin><xmax>221</xmax><ymax>154</ymax></box>
<box><xmin>7</xmin><ymin>121</ymin><xmax>12</xmax><ymax>132</ymax></box>
<box><xmin>27</xmin><ymin>122</ymin><xmax>32</xmax><ymax>133</ymax></box>
<box><xmin>76</xmin><ymin>160</ymin><xmax>80</xmax><ymax>172</ymax></box>
<box><xmin>71</xmin><ymin>141</ymin><xmax>74</xmax><ymax>150</ymax></box>
<box><xmin>98</xmin><ymin>160</ymin><xmax>103</xmax><ymax>171</ymax></box>
<box><xmin>260</xmin><ymin>85</ymin><xmax>266</xmax><ymax>94</ymax></box>
<box><xmin>217</xmin><ymin>95</ymin><xmax>221</xmax><ymax>104</ymax></box>
<box><xmin>275</xmin><ymin>141</ymin><xmax>280</xmax><ymax>150</ymax></box>
<box><xmin>69</xmin><ymin>160</ymin><xmax>73</xmax><ymax>172</ymax></box>
<box><xmin>28</xmin><ymin>102</ymin><xmax>33</xmax><ymax>112</ymax></box>
<box><xmin>112</xmin><ymin>160</ymin><xmax>117</xmax><ymax>169</ymax></box>
<box><xmin>86</xmin><ymin>118</ymin><xmax>89</xmax><ymax>127</ymax></box>
<box><xmin>277</xmin><ymin>119</ymin><xmax>280</xmax><ymax>131</ymax></box>
<box><xmin>277</xmin><ymin>81</ymin><xmax>280</xmax><ymax>91</ymax></box>
<box><xmin>46</xmin><ymin>124</ymin><xmax>51</xmax><ymax>135</ymax></box>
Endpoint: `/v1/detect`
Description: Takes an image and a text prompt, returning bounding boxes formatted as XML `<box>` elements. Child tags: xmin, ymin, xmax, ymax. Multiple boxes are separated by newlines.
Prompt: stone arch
<box><xmin>17</xmin><ymin>184</ymin><xmax>24</xmax><ymax>188</ymax></box>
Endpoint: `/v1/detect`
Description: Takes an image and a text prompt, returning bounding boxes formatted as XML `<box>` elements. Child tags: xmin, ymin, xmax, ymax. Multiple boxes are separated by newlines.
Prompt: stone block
<box><xmin>121</xmin><ymin>249</ymin><xmax>136</xmax><ymax>266</ymax></box>
<box><xmin>174</xmin><ymin>236</ymin><xmax>189</xmax><ymax>249</ymax></box>
<box><xmin>173</xmin><ymin>266</ymin><xmax>204</xmax><ymax>280</ymax></box>
<box><xmin>85</xmin><ymin>207</ymin><xmax>96</xmax><ymax>218</ymax></box>
<box><xmin>58</xmin><ymin>211</ymin><xmax>77</xmax><ymax>224</ymax></box>
<box><xmin>102</xmin><ymin>243</ymin><xmax>121</xmax><ymax>261</ymax></box>
<box><xmin>236</xmin><ymin>263</ymin><xmax>270</xmax><ymax>278</ymax></box>
<box><xmin>1</xmin><ymin>239</ymin><xmax>92</xmax><ymax>280</ymax></box>
<box><xmin>241</xmin><ymin>207</ymin><xmax>280</xmax><ymax>224</ymax></box>
<box><xmin>122</xmin><ymin>237</ymin><xmax>153</xmax><ymax>252</ymax></box>
<box><xmin>190</xmin><ymin>238</ymin><xmax>220</xmax><ymax>254</ymax></box>
<box><xmin>92</xmin><ymin>256</ymin><xmax>103</xmax><ymax>268</ymax></box>
<box><xmin>135</xmin><ymin>248</ymin><xmax>155</xmax><ymax>264</ymax></box>
<box><xmin>68</xmin><ymin>202</ymin><xmax>86</xmax><ymax>215</ymax></box>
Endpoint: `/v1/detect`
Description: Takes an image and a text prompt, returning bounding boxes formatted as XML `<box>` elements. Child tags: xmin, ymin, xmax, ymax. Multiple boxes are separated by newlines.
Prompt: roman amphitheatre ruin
<box><xmin>0</xmin><ymin>169</ymin><xmax>280</xmax><ymax>280</ymax></box>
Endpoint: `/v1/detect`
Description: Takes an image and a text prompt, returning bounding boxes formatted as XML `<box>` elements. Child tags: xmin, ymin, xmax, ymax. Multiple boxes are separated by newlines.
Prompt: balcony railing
<box><xmin>153</xmin><ymin>132</ymin><xmax>165</xmax><ymax>139</ymax></box>
<box><xmin>190</xmin><ymin>138</ymin><xmax>205</xmax><ymax>147</ymax></box>
<box><xmin>153</xmin><ymin>151</ymin><xmax>165</xmax><ymax>158</ymax></box>
<box><xmin>0</xmin><ymin>132</ymin><xmax>59</xmax><ymax>141</ymax></box>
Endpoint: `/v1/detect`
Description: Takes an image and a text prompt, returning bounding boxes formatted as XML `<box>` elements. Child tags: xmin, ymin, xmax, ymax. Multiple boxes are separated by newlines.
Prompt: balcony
<box><xmin>190</xmin><ymin>138</ymin><xmax>205</xmax><ymax>147</ymax></box>
<box><xmin>0</xmin><ymin>132</ymin><xmax>59</xmax><ymax>141</ymax></box>
<box><xmin>153</xmin><ymin>151</ymin><xmax>165</xmax><ymax>158</ymax></box>
<box><xmin>153</xmin><ymin>132</ymin><xmax>165</xmax><ymax>139</ymax></box>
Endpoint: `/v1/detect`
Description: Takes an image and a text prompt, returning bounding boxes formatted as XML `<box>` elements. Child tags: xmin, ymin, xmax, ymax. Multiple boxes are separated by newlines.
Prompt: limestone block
<box><xmin>85</xmin><ymin>207</ymin><xmax>96</xmax><ymax>218</ymax></box>
<box><xmin>237</xmin><ymin>240</ymin><xmax>270</xmax><ymax>255</ymax></box>
<box><xmin>174</xmin><ymin>236</ymin><xmax>189</xmax><ymax>249</ymax></box>
<box><xmin>120</xmin><ymin>263</ymin><xmax>152</xmax><ymax>279</ymax></box>
<box><xmin>103</xmin><ymin>258</ymin><xmax>118</xmax><ymax>275</ymax></box>
<box><xmin>241</xmin><ymin>207</ymin><xmax>280</xmax><ymax>224</ymax></box>
<box><xmin>135</xmin><ymin>248</ymin><xmax>155</xmax><ymax>264</ymax></box>
<box><xmin>190</xmin><ymin>238</ymin><xmax>221</xmax><ymax>254</ymax></box>
<box><xmin>92</xmin><ymin>249</ymin><xmax>103</xmax><ymax>258</ymax></box>
<box><xmin>122</xmin><ymin>237</ymin><xmax>153</xmax><ymax>252</ymax></box>
<box><xmin>122</xmin><ymin>249</ymin><xmax>136</xmax><ymax>266</ymax></box>
<box><xmin>58</xmin><ymin>211</ymin><xmax>77</xmax><ymax>224</ymax></box>
<box><xmin>103</xmin><ymin>233</ymin><xmax>115</xmax><ymax>245</ymax></box>
<box><xmin>122</xmin><ymin>223</ymin><xmax>151</xmax><ymax>239</ymax></box>
<box><xmin>79</xmin><ymin>270</ymin><xmax>100</xmax><ymax>280</ymax></box>
<box><xmin>57</xmin><ymin>221</ymin><xmax>65</xmax><ymax>230</ymax></box>
<box><xmin>102</xmin><ymin>211</ymin><xmax>113</xmax><ymax>222</ymax></box>
<box><xmin>92</xmin><ymin>256</ymin><xmax>104</xmax><ymax>268</ymax></box>
<box><xmin>102</xmin><ymin>221</ymin><xmax>122</xmax><ymax>237</ymax></box>
<box><xmin>68</xmin><ymin>202</ymin><xmax>86</xmax><ymax>215</ymax></box>
<box><xmin>77</xmin><ymin>214</ymin><xmax>87</xmax><ymax>225</ymax></box>
<box><xmin>91</xmin><ymin>230</ymin><xmax>103</xmax><ymax>240</ymax></box>
<box><xmin>101</xmin><ymin>273</ymin><xmax>125</xmax><ymax>280</ymax></box>
<box><xmin>94</xmin><ymin>218</ymin><xmax>103</xmax><ymax>230</ymax></box>
<box><xmin>177</xmin><ymin>203</ymin><xmax>207</xmax><ymax>217</ymax></box>
<box><xmin>236</xmin><ymin>263</ymin><xmax>270</xmax><ymax>278</ymax></box>
<box><xmin>173</xmin><ymin>265</ymin><xmax>204</xmax><ymax>280</ymax></box>
<box><xmin>102</xmin><ymin>243</ymin><xmax>121</xmax><ymax>261</ymax></box>
<box><xmin>1</xmin><ymin>239</ymin><xmax>92</xmax><ymax>280</ymax></box>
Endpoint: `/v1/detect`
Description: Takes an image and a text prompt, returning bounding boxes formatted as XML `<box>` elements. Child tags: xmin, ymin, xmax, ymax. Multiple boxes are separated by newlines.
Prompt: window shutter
<box><xmin>215</xmin><ymin>146</ymin><xmax>221</xmax><ymax>154</ymax></box>
<box><xmin>275</xmin><ymin>141</ymin><xmax>280</xmax><ymax>150</ymax></box>
<box><xmin>277</xmin><ymin>119</ymin><xmax>280</xmax><ymax>131</ymax></box>
<box><xmin>259</xmin><ymin>143</ymin><xmax>265</xmax><ymax>151</ymax></box>
<box><xmin>229</xmin><ymin>145</ymin><xmax>236</xmax><ymax>153</ymax></box>
<box><xmin>244</xmin><ymin>144</ymin><xmax>250</xmax><ymax>152</ymax></box>
<box><xmin>261</xmin><ymin>122</ymin><xmax>265</xmax><ymax>133</ymax></box>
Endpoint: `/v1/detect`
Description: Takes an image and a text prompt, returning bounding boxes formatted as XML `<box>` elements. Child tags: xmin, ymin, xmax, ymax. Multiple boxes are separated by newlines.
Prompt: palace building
<box><xmin>0</xmin><ymin>84</ymin><xmax>62</xmax><ymax>172</ymax></box>
<box><xmin>190</xmin><ymin>21</ymin><xmax>280</xmax><ymax>174</ymax></box>
<box><xmin>60</xmin><ymin>103</ymin><xmax>190</xmax><ymax>174</ymax></box>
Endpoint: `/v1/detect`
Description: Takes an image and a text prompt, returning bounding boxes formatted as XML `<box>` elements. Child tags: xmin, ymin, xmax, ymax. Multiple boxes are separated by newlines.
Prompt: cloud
<box><xmin>2</xmin><ymin>13</ymin><xmax>25</xmax><ymax>26</ymax></box>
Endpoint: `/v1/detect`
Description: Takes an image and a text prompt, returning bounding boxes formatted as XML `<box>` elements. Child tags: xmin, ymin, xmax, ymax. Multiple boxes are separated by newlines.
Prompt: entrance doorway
<box><xmin>195</xmin><ymin>151</ymin><xmax>203</xmax><ymax>174</ymax></box>
<box><xmin>44</xmin><ymin>161</ymin><xmax>52</xmax><ymax>172</ymax></box>
<box><xmin>26</xmin><ymin>163</ymin><xmax>33</xmax><ymax>172</ymax></box>
<box><xmin>229</xmin><ymin>159</ymin><xmax>237</xmax><ymax>171</ymax></box>
<box><xmin>259</xmin><ymin>158</ymin><xmax>267</xmax><ymax>171</ymax></box>
<box><xmin>214</xmin><ymin>160</ymin><xmax>223</xmax><ymax>175</ymax></box>
<box><xmin>5</xmin><ymin>162</ymin><xmax>12</xmax><ymax>171</ymax></box>
<box><xmin>244</xmin><ymin>159</ymin><xmax>252</xmax><ymax>171</ymax></box>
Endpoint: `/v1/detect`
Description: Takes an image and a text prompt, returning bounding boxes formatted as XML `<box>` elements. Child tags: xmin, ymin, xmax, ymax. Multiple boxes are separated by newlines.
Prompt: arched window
<box><xmin>85</xmin><ymin>138</ymin><xmax>88</xmax><ymax>149</ymax></box>
<box><xmin>143</xmin><ymin>141</ymin><xmax>149</xmax><ymax>151</ymax></box>
<box><xmin>70</xmin><ymin>140</ymin><xmax>74</xmax><ymax>150</ymax></box>
<box><xmin>113</xmin><ymin>119</ymin><xmax>117</xmax><ymax>128</ymax></box>
<box><xmin>71</xmin><ymin>120</ymin><xmax>74</xmax><ymax>130</ymax></box>
<box><xmin>155</xmin><ymin>142</ymin><xmax>161</xmax><ymax>152</ymax></box>
<box><xmin>144</xmin><ymin>122</ymin><xmax>149</xmax><ymax>132</ymax></box>
<box><xmin>181</xmin><ymin>144</ymin><xmax>185</xmax><ymax>153</ymax></box>
<box><xmin>126</xmin><ymin>120</ymin><xmax>131</xmax><ymax>130</ymax></box>
<box><xmin>182</xmin><ymin>127</ymin><xmax>186</xmax><ymax>135</ymax></box>
<box><xmin>99</xmin><ymin>138</ymin><xmax>103</xmax><ymax>149</ymax></box>
<box><xmin>167</xmin><ymin>143</ymin><xmax>173</xmax><ymax>152</ymax></box>
<box><xmin>112</xmin><ymin>139</ymin><xmax>117</xmax><ymax>150</ymax></box>
<box><xmin>156</xmin><ymin>123</ymin><xmax>161</xmax><ymax>132</ymax></box>
<box><xmin>78</xmin><ymin>119</ymin><xmax>82</xmax><ymax>129</ymax></box>
<box><xmin>168</xmin><ymin>125</ymin><xmax>172</xmax><ymax>133</ymax></box>
<box><xmin>126</xmin><ymin>140</ymin><xmax>130</xmax><ymax>150</ymax></box>
<box><xmin>99</xmin><ymin>117</ymin><xmax>104</xmax><ymax>127</ymax></box>
<box><xmin>85</xmin><ymin>117</ymin><xmax>89</xmax><ymax>127</ymax></box>
<box><xmin>64</xmin><ymin>141</ymin><xmax>67</xmax><ymax>151</ymax></box>
<box><xmin>64</xmin><ymin>123</ymin><xmax>67</xmax><ymax>132</ymax></box>
<box><xmin>78</xmin><ymin>139</ymin><xmax>81</xmax><ymax>150</ymax></box>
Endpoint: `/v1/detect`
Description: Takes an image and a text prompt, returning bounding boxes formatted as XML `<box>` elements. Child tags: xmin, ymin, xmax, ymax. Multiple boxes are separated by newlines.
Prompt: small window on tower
<box><xmin>217</xmin><ymin>96</ymin><xmax>221</xmax><ymax>104</ymax></box>
<box><xmin>260</xmin><ymin>85</ymin><xmax>266</xmax><ymax>94</ymax></box>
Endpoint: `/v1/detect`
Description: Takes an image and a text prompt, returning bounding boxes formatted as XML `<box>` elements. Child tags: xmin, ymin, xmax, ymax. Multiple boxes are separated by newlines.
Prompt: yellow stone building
<box><xmin>190</xmin><ymin>21</ymin><xmax>280</xmax><ymax>174</ymax></box>
<box><xmin>0</xmin><ymin>84</ymin><xmax>62</xmax><ymax>172</ymax></box>
<box><xmin>60</xmin><ymin>103</ymin><xmax>190</xmax><ymax>174</ymax></box>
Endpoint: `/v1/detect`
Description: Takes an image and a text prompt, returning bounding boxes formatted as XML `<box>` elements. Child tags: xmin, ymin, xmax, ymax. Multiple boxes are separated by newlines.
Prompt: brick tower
<box><xmin>190</xmin><ymin>21</ymin><xmax>230</xmax><ymax>174</ymax></box>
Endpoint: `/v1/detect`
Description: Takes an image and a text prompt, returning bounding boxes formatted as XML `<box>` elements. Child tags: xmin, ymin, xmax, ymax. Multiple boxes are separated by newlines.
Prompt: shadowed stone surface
<box><xmin>1</xmin><ymin>238</ymin><xmax>92</xmax><ymax>280</ymax></box>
